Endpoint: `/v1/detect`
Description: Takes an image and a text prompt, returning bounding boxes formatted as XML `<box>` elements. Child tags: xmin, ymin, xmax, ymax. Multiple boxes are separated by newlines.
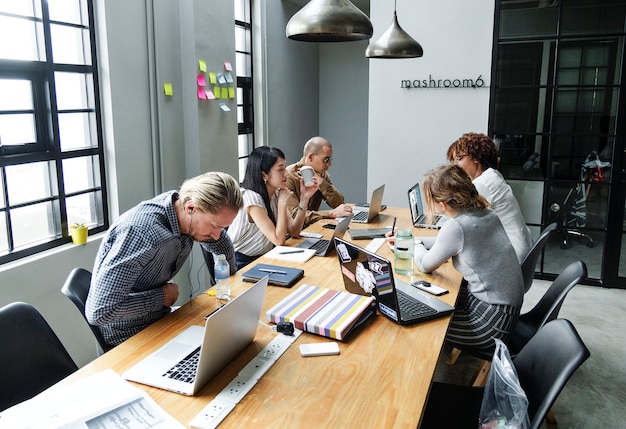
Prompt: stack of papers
<box><xmin>264</xmin><ymin>246</ymin><xmax>316</xmax><ymax>263</ymax></box>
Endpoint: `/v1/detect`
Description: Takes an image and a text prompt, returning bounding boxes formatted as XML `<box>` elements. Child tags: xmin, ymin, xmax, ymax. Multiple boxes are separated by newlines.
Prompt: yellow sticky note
<box><xmin>215</xmin><ymin>87</ymin><xmax>222</xmax><ymax>98</ymax></box>
<box><xmin>198</xmin><ymin>60</ymin><xmax>207</xmax><ymax>73</ymax></box>
<box><xmin>163</xmin><ymin>83</ymin><xmax>173</xmax><ymax>96</ymax></box>
<box><xmin>228</xmin><ymin>87</ymin><xmax>235</xmax><ymax>99</ymax></box>
<box><xmin>209</xmin><ymin>72</ymin><xmax>217</xmax><ymax>84</ymax></box>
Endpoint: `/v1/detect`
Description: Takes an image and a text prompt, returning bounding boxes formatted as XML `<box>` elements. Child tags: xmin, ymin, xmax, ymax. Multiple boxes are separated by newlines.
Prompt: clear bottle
<box><xmin>214</xmin><ymin>254</ymin><xmax>231</xmax><ymax>300</ymax></box>
<box><xmin>394</xmin><ymin>229</ymin><xmax>414</xmax><ymax>275</ymax></box>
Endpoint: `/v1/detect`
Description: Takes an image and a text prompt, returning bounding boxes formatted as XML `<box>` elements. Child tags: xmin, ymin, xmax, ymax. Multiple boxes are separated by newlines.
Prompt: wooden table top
<box><xmin>59</xmin><ymin>207</ymin><xmax>461</xmax><ymax>428</ymax></box>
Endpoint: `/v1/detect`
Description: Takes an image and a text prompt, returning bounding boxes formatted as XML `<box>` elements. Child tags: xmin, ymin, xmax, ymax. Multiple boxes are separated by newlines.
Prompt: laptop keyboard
<box><xmin>309</xmin><ymin>239</ymin><xmax>329</xmax><ymax>252</ymax></box>
<box><xmin>417</xmin><ymin>214</ymin><xmax>442</xmax><ymax>226</ymax></box>
<box><xmin>163</xmin><ymin>346</ymin><xmax>201</xmax><ymax>383</ymax></box>
<box><xmin>352</xmin><ymin>211</ymin><xmax>369</xmax><ymax>222</ymax></box>
<box><xmin>397</xmin><ymin>290</ymin><xmax>437</xmax><ymax>318</ymax></box>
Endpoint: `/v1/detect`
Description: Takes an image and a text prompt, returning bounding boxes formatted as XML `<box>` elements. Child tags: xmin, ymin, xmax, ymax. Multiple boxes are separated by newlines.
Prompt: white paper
<box><xmin>264</xmin><ymin>246</ymin><xmax>316</xmax><ymax>263</ymax></box>
<box><xmin>0</xmin><ymin>369</ymin><xmax>184</xmax><ymax>429</ymax></box>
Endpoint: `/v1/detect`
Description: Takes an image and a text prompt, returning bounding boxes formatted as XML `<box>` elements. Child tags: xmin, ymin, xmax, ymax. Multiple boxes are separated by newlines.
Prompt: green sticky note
<box><xmin>163</xmin><ymin>83</ymin><xmax>173</xmax><ymax>96</ymax></box>
<box><xmin>198</xmin><ymin>60</ymin><xmax>207</xmax><ymax>73</ymax></box>
<box><xmin>228</xmin><ymin>87</ymin><xmax>235</xmax><ymax>98</ymax></box>
<box><xmin>214</xmin><ymin>87</ymin><xmax>221</xmax><ymax>98</ymax></box>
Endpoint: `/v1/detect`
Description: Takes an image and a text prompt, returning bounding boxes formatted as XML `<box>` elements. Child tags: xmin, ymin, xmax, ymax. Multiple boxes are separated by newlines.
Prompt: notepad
<box><xmin>242</xmin><ymin>263</ymin><xmax>304</xmax><ymax>288</ymax></box>
<box><xmin>264</xmin><ymin>246</ymin><xmax>316</xmax><ymax>263</ymax></box>
<box><xmin>266</xmin><ymin>284</ymin><xmax>377</xmax><ymax>341</ymax></box>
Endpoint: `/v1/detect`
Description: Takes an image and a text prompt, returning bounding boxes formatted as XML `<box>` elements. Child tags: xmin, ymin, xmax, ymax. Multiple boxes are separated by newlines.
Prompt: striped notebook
<box><xmin>266</xmin><ymin>284</ymin><xmax>376</xmax><ymax>341</ymax></box>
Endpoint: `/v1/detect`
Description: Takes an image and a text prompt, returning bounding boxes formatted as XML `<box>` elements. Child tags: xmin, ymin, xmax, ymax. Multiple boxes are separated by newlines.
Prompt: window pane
<box><xmin>59</xmin><ymin>112</ymin><xmax>96</xmax><ymax>151</ymax></box>
<box><xmin>0</xmin><ymin>79</ymin><xmax>33</xmax><ymax>110</ymax></box>
<box><xmin>500</xmin><ymin>4</ymin><xmax>558</xmax><ymax>39</ymax></box>
<box><xmin>55</xmin><ymin>72</ymin><xmax>94</xmax><ymax>110</ymax></box>
<box><xmin>62</xmin><ymin>155</ymin><xmax>100</xmax><ymax>194</ymax></box>
<box><xmin>0</xmin><ymin>16</ymin><xmax>42</xmax><ymax>61</ymax></box>
<box><xmin>11</xmin><ymin>202</ymin><xmax>56</xmax><ymax>248</ymax></box>
<box><xmin>0</xmin><ymin>213</ymin><xmax>7</xmax><ymax>253</ymax></box>
<box><xmin>66</xmin><ymin>191</ymin><xmax>100</xmax><ymax>226</ymax></box>
<box><xmin>562</xmin><ymin>1</ymin><xmax>626</xmax><ymax>36</ymax></box>
<box><xmin>235</xmin><ymin>26</ymin><xmax>250</xmax><ymax>52</ymax></box>
<box><xmin>50</xmin><ymin>24</ymin><xmax>91</xmax><ymax>65</ymax></box>
<box><xmin>238</xmin><ymin>157</ymin><xmax>248</xmax><ymax>183</ymax></box>
<box><xmin>5</xmin><ymin>161</ymin><xmax>55</xmax><ymax>205</ymax></box>
<box><xmin>234</xmin><ymin>0</ymin><xmax>250</xmax><ymax>23</ymax></box>
<box><xmin>0</xmin><ymin>113</ymin><xmax>36</xmax><ymax>145</ymax></box>
<box><xmin>236</xmin><ymin>52</ymin><xmax>251</xmax><ymax>77</ymax></box>
<box><xmin>48</xmin><ymin>0</ymin><xmax>87</xmax><ymax>26</ymax></box>
<box><xmin>0</xmin><ymin>1</ymin><xmax>35</xmax><ymax>16</ymax></box>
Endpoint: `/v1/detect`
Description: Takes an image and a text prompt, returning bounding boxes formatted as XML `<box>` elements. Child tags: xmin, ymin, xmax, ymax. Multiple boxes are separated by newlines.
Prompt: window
<box><xmin>0</xmin><ymin>0</ymin><xmax>107</xmax><ymax>264</ymax></box>
<box><xmin>235</xmin><ymin>0</ymin><xmax>254</xmax><ymax>183</ymax></box>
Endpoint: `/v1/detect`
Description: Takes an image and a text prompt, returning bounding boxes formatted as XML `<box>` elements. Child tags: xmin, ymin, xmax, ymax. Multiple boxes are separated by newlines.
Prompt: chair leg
<box><xmin>447</xmin><ymin>347</ymin><xmax>462</xmax><ymax>365</ymax></box>
<box><xmin>471</xmin><ymin>360</ymin><xmax>491</xmax><ymax>387</ymax></box>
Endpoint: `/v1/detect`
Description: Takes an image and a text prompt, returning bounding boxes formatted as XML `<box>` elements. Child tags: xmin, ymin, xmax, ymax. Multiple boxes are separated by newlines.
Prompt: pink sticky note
<box><xmin>224</xmin><ymin>61</ymin><xmax>232</xmax><ymax>71</ymax></box>
<box><xmin>197</xmin><ymin>74</ymin><xmax>206</xmax><ymax>86</ymax></box>
<box><xmin>206</xmin><ymin>89</ymin><xmax>215</xmax><ymax>100</ymax></box>
<box><xmin>197</xmin><ymin>87</ymin><xmax>207</xmax><ymax>99</ymax></box>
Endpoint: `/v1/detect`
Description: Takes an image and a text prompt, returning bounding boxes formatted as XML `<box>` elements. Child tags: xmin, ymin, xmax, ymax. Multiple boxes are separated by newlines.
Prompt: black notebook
<box><xmin>242</xmin><ymin>263</ymin><xmax>304</xmax><ymax>288</ymax></box>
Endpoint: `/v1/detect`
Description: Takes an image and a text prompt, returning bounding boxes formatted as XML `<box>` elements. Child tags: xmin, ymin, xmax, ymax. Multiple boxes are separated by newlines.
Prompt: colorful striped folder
<box><xmin>266</xmin><ymin>284</ymin><xmax>377</xmax><ymax>341</ymax></box>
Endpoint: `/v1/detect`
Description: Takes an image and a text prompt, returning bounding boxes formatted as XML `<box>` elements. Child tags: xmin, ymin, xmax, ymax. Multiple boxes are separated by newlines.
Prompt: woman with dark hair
<box><xmin>414</xmin><ymin>164</ymin><xmax>524</xmax><ymax>352</ymax></box>
<box><xmin>227</xmin><ymin>146</ymin><xmax>319</xmax><ymax>270</ymax></box>
<box><xmin>447</xmin><ymin>132</ymin><xmax>532</xmax><ymax>263</ymax></box>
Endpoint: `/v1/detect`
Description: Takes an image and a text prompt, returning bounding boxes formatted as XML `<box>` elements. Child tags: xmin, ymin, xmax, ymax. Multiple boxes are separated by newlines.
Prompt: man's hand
<box><xmin>162</xmin><ymin>283</ymin><xmax>180</xmax><ymax>307</ymax></box>
<box><xmin>330</xmin><ymin>204</ymin><xmax>353</xmax><ymax>219</ymax></box>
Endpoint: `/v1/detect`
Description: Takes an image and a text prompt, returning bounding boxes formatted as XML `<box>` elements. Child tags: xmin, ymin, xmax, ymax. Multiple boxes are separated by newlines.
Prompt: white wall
<box><xmin>367</xmin><ymin>0</ymin><xmax>495</xmax><ymax>209</ymax></box>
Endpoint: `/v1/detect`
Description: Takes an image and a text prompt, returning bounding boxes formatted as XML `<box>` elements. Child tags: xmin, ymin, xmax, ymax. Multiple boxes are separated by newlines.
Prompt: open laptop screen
<box><xmin>408</xmin><ymin>183</ymin><xmax>423</xmax><ymax>226</ymax></box>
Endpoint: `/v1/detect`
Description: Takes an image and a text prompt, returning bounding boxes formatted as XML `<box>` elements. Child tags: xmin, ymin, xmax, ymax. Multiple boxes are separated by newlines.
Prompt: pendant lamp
<box><xmin>366</xmin><ymin>2</ymin><xmax>423</xmax><ymax>58</ymax></box>
<box><xmin>286</xmin><ymin>0</ymin><xmax>373</xmax><ymax>42</ymax></box>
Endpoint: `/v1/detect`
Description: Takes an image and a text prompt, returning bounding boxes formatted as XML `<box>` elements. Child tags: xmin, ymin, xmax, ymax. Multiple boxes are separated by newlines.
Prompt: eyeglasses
<box><xmin>322</xmin><ymin>156</ymin><xmax>333</xmax><ymax>164</ymax></box>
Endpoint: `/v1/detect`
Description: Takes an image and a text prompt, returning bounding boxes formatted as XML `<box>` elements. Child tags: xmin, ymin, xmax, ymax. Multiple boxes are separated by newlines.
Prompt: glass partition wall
<box><xmin>490</xmin><ymin>0</ymin><xmax>626</xmax><ymax>287</ymax></box>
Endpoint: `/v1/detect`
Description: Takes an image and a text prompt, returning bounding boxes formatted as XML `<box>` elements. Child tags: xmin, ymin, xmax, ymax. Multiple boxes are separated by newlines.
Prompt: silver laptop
<box><xmin>122</xmin><ymin>276</ymin><xmax>268</xmax><ymax>396</ymax></box>
<box><xmin>408</xmin><ymin>182</ymin><xmax>448</xmax><ymax>229</ymax></box>
<box><xmin>296</xmin><ymin>216</ymin><xmax>350</xmax><ymax>256</ymax></box>
<box><xmin>334</xmin><ymin>237</ymin><xmax>454</xmax><ymax>325</ymax></box>
<box><xmin>351</xmin><ymin>184</ymin><xmax>385</xmax><ymax>223</ymax></box>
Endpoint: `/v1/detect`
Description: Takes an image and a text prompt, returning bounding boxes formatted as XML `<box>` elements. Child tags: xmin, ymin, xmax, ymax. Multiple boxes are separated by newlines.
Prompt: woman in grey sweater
<box><xmin>414</xmin><ymin>165</ymin><xmax>524</xmax><ymax>352</ymax></box>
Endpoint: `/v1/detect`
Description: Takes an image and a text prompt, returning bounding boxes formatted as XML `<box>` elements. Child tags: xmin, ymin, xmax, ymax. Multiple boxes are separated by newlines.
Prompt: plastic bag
<box><xmin>478</xmin><ymin>339</ymin><xmax>530</xmax><ymax>429</ymax></box>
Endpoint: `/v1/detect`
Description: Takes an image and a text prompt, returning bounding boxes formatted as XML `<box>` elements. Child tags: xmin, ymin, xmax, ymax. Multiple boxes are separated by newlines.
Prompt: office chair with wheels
<box><xmin>0</xmin><ymin>302</ymin><xmax>79</xmax><ymax>412</ymax></box>
<box><xmin>61</xmin><ymin>267</ymin><xmax>114</xmax><ymax>354</ymax></box>
<box><xmin>421</xmin><ymin>319</ymin><xmax>591</xmax><ymax>429</ymax></box>
<box><xmin>520</xmin><ymin>222</ymin><xmax>558</xmax><ymax>293</ymax></box>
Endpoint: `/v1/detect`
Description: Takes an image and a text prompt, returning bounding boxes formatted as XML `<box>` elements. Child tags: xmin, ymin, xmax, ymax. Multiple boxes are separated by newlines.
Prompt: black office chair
<box><xmin>0</xmin><ymin>302</ymin><xmax>79</xmax><ymax>412</ymax></box>
<box><xmin>508</xmin><ymin>260</ymin><xmax>587</xmax><ymax>355</ymax></box>
<box><xmin>421</xmin><ymin>319</ymin><xmax>591</xmax><ymax>429</ymax></box>
<box><xmin>61</xmin><ymin>267</ymin><xmax>114</xmax><ymax>354</ymax></box>
<box><xmin>200</xmin><ymin>246</ymin><xmax>216</xmax><ymax>286</ymax></box>
<box><xmin>520</xmin><ymin>222</ymin><xmax>558</xmax><ymax>293</ymax></box>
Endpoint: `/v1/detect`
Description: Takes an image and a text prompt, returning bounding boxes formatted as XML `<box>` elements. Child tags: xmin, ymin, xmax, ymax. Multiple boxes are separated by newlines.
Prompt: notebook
<box><xmin>242</xmin><ymin>263</ymin><xmax>304</xmax><ymax>287</ymax></box>
<box><xmin>348</xmin><ymin>227</ymin><xmax>392</xmax><ymax>240</ymax></box>
<box><xmin>407</xmin><ymin>182</ymin><xmax>448</xmax><ymax>229</ymax></box>
<box><xmin>333</xmin><ymin>237</ymin><xmax>454</xmax><ymax>325</ymax></box>
<box><xmin>351</xmin><ymin>184</ymin><xmax>385</xmax><ymax>223</ymax></box>
<box><xmin>122</xmin><ymin>276</ymin><xmax>268</xmax><ymax>396</ymax></box>
<box><xmin>296</xmin><ymin>217</ymin><xmax>350</xmax><ymax>256</ymax></box>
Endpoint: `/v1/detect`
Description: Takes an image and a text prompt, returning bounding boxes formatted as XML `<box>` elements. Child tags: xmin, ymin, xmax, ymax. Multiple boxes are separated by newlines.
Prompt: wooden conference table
<box><xmin>61</xmin><ymin>207</ymin><xmax>461</xmax><ymax>428</ymax></box>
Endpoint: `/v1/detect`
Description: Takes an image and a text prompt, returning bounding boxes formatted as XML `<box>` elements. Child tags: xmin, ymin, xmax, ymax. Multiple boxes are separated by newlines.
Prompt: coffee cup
<box><xmin>300</xmin><ymin>166</ymin><xmax>315</xmax><ymax>187</ymax></box>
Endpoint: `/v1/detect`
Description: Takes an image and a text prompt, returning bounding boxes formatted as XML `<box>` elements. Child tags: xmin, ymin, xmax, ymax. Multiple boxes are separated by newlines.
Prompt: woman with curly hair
<box><xmin>447</xmin><ymin>132</ymin><xmax>532</xmax><ymax>263</ymax></box>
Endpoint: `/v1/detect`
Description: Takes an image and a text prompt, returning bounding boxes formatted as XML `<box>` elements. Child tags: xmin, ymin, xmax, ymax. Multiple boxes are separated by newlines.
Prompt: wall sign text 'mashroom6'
<box><xmin>401</xmin><ymin>74</ymin><xmax>488</xmax><ymax>89</ymax></box>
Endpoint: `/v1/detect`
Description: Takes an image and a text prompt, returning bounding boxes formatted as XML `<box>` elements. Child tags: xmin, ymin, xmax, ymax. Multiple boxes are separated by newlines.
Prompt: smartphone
<box><xmin>299</xmin><ymin>342</ymin><xmax>340</xmax><ymax>357</ymax></box>
<box><xmin>411</xmin><ymin>280</ymin><xmax>448</xmax><ymax>296</ymax></box>
<box><xmin>322</xmin><ymin>223</ymin><xmax>336</xmax><ymax>230</ymax></box>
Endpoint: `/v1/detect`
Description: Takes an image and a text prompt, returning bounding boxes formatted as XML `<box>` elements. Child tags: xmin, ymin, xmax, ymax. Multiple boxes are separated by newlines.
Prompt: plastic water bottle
<box><xmin>394</xmin><ymin>229</ymin><xmax>414</xmax><ymax>275</ymax></box>
<box><xmin>214</xmin><ymin>254</ymin><xmax>231</xmax><ymax>300</ymax></box>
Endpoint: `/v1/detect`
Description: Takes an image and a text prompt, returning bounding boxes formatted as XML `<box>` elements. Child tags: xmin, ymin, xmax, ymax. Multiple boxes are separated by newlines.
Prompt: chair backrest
<box><xmin>61</xmin><ymin>267</ymin><xmax>113</xmax><ymax>353</ymax></box>
<box><xmin>200</xmin><ymin>247</ymin><xmax>216</xmax><ymax>285</ymax></box>
<box><xmin>521</xmin><ymin>222</ymin><xmax>558</xmax><ymax>293</ymax></box>
<box><xmin>0</xmin><ymin>302</ymin><xmax>78</xmax><ymax>412</ymax></box>
<box><xmin>513</xmin><ymin>319</ymin><xmax>590</xmax><ymax>429</ymax></box>
<box><xmin>522</xmin><ymin>260</ymin><xmax>587</xmax><ymax>330</ymax></box>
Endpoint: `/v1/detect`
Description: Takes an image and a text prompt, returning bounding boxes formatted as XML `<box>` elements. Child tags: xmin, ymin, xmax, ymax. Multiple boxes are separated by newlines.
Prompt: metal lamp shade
<box><xmin>286</xmin><ymin>0</ymin><xmax>373</xmax><ymax>42</ymax></box>
<box><xmin>366</xmin><ymin>12</ymin><xmax>423</xmax><ymax>58</ymax></box>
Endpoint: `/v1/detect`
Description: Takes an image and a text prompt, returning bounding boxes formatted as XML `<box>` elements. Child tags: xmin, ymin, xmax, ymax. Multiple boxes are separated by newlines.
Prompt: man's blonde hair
<box><xmin>178</xmin><ymin>172</ymin><xmax>242</xmax><ymax>214</ymax></box>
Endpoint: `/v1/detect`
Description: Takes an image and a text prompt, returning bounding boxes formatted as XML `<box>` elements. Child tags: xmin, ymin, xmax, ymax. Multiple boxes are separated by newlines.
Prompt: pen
<box><xmin>259</xmin><ymin>268</ymin><xmax>287</xmax><ymax>275</ymax></box>
<box><xmin>279</xmin><ymin>250</ymin><xmax>305</xmax><ymax>255</ymax></box>
<box><xmin>391</xmin><ymin>217</ymin><xmax>396</xmax><ymax>233</ymax></box>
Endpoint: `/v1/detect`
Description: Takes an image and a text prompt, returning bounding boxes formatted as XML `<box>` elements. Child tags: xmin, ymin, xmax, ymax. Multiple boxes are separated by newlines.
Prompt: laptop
<box><xmin>407</xmin><ymin>182</ymin><xmax>448</xmax><ymax>229</ymax></box>
<box><xmin>333</xmin><ymin>237</ymin><xmax>454</xmax><ymax>325</ymax></box>
<box><xmin>351</xmin><ymin>184</ymin><xmax>385</xmax><ymax>223</ymax></box>
<box><xmin>122</xmin><ymin>276</ymin><xmax>268</xmax><ymax>395</ymax></box>
<box><xmin>296</xmin><ymin>216</ymin><xmax>350</xmax><ymax>256</ymax></box>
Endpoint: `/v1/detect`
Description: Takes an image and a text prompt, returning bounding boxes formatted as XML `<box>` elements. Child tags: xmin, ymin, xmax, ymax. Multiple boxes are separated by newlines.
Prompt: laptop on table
<box><xmin>408</xmin><ymin>182</ymin><xmax>448</xmax><ymax>229</ymax></box>
<box><xmin>297</xmin><ymin>216</ymin><xmax>350</xmax><ymax>256</ymax></box>
<box><xmin>351</xmin><ymin>184</ymin><xmax>385</xmax><ymax>223</ymax></box>
<box><xmin>333</xmin><ymin>237</ymin><xmax>454</xmax><ymax>325</ymax></box>
<box><xmin>122</xmin><ymin>276</ymin><xmax>268</xmax><ymax>396</ymax></box>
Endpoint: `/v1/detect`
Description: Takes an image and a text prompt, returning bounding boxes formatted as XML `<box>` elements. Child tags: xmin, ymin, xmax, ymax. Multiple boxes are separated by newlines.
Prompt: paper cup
<box><xmin>300</xmin><ymin>166</ymin><xmax>315</xmax><ymax>187</ymax></box>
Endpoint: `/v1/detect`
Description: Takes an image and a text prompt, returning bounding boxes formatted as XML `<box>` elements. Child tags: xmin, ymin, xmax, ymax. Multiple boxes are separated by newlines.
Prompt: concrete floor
<box><xmin>432</xmin><ymin>279</ymin><xmax>626</xmax><ymax>428</ymax></box>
